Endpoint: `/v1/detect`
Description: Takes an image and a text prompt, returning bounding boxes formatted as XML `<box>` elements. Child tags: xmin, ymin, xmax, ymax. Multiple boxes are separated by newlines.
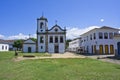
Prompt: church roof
<box><xmin>100</xmin><ymin>26</ymin><xmax>119</xmax><ymax>30</ymax></box>
<box><xmin>48</xmin><ymin>24</ymin><xmax>66</xmax><ymax>31</ymax></box>
<box><xmin>37</xmin><ymin>16</ymin><xmax>48</xmax><ymax>22</ymax></box>
<box><xmin>23</xmin><ymin>38</ymin><xmax>36</xmax><ymax>44</ymax></box>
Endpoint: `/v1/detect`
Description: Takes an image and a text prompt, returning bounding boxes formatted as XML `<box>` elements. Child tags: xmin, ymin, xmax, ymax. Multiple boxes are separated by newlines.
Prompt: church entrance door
<box><xmin>28</xmin><ymin>47</ymin><xmax>31</xmax><ymax>53</ymax></box>
<box><xmin>54</xmin><ymin>45</ymin><xmax>59</xmax><ymax>53</ymax></box>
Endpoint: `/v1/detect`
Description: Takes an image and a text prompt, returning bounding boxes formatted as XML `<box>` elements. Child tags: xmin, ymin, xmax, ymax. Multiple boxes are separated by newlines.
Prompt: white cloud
<box><xmin>8</xmin><ymin>33</ymin><xmax>37</xmax><ymax>40</ymax></box>
<box><xmin>66</xmin><ymin>26</ymin><xmax>100</xmax><ymax>39</ymax></box>
<box><xmin>0</xmin><ymin>34</ymin><xmax>5</xmax><ymax>39</ymax></box>
<box><xmin>0</xmin><ymin>26</ymin><xmax>99</xmax><ymax>40</ymax></box>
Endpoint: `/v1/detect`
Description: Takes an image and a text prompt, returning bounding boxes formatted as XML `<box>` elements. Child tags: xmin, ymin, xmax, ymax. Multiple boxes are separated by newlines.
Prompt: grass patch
<box><xmin>0</xmin><ymin>51</ymin><xmax>120</xmax><ymax>80</ymax></box>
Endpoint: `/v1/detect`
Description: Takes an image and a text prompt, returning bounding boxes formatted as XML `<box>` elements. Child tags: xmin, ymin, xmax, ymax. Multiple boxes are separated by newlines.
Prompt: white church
<box><xmin>23</xmin><ymin>16</ymin><xmax>66</xmax><ymax>53</ymax></box>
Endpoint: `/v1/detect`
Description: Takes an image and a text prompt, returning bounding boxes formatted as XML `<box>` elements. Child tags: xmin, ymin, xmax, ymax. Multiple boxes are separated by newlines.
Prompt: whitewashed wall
<box><xmin>38</xmin><ymin>35</ymin><xmax>46</xmax><ymax>52</ymax></box>
<box><xmin>23</xmin><ymin>44</ymin><xmax>36</xmax><ymax>53</ymax></box>
<box><xmin>0</xmin><ymin>44</ymin><xmax>9</xmax><ymax>51</ymax></box>
<box><xmin>81</xmin><ymin>28</ymin><xmax>119</xmax><ymax>54</ymax></box>
<box><xmin>69</xmin><ymin>39</ymin><xmax>81</xmax><ymax>52</ymax></box>
<box><xmin>48</xmin><ymin>34</ymin><xmax>65</xmax><ymax>53</ymax></box>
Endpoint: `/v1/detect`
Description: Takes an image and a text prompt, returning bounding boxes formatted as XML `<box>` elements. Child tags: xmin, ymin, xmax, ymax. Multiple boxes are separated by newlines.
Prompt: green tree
<box><xmin>13</xmin><ymin>39</ymin><xmax>24</xmax><ymax>50</ymax></box>
<box><xmin>30</xmin><ymin>38</ymin><xmax>37</xmax><ymax>42</ymax></box>
<box><xmin>66</xmin><ymin>39</ymin><xmax>72</xmax><ymax>49</ymax></box>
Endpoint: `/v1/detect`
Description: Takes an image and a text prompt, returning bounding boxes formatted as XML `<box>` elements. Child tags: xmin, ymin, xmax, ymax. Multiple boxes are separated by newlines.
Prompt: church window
<box><xmin>104</xmin><ymin>32</ymin><xmax>108</xmax><ymax>39</ymax></box>
<box><xmin>40</xmin><ymin>36</ymin><xmax>44</xmax><ymax>43</ymax></box>
<box><xmin>49</xmin><ymin>36</ymin><xmax>53</xmax><ymax>43</ymax></box>
<box><xmin>99</xmin><ymin>32</ymin><xmax>103</xmax><ymax>39</ymax></box>
<box><xmin>41</xmin><ymin>46</ymin><xmax>43</xmax><ymax>49</ymax></box>
<box><xmin>55</xmin><ymin>36</ymin><xmax>58</xmax><ymax>43</ymax></box>
<box><xmin>40</xmin><ymin>22</ymin><xmax>43</xmax><ymax>29</ymax></box>
<box><xmin>55</xmin><ymin>28</ymin><xmax>58</xmax><ymax>32</ymax></box>
<box><xmin>60</xmin><ymin>36</ymin><xmax>63</xmax><ymax>43</ymax></box>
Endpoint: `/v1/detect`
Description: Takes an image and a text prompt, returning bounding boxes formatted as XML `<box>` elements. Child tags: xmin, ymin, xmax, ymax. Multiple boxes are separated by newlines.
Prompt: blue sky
<box><xmin>0</xmin><ymin>0</ymin><xmax>120</xmax><ymax>39</ymax></box>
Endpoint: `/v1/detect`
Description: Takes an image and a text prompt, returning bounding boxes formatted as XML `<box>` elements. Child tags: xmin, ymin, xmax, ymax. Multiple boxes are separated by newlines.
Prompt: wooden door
<box><xmin>99</xmin><ymin>45</ymin><xmax>103</xmax><ymax>54</ymax></box>
<box><xmin>105</xmin><ymin>45</ymin><xmax>109</xmax><ymax>54</ymax></box>
<box><xmin>110</xmin><ymin>45</ymin><xmax>114</xmax><ymax>54</ymax></box>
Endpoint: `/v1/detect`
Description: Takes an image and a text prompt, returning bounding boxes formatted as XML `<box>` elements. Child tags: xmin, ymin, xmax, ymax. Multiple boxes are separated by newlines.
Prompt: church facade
<box><xmin>37</xmin><ymin>16</ymin><xmax>66</xmax><ymax>53</ymax></box>
<box><xmin>23</xmin><ymin>16</ymin><xmax>66</xmax><ymax>53</ymax></box>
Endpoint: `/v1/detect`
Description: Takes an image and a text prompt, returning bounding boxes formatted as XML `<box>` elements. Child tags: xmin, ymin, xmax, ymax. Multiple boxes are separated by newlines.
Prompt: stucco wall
<box><xmin>23</xmin><ymin>44</ymin><xmax>36</xmax><ymax>53</ymax></box>
<box><xmin>0</xmin><ymin>44</ymin><xmax>9</xmax><ymax>51</ymax></box>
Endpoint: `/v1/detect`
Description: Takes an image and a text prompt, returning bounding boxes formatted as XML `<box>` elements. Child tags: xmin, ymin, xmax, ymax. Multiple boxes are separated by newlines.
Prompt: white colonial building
<box><xmin>68</xmin><ymin>37</ymin><xmax>82</xmax><ymax>52</ymax></box>
<box><xmin>23</xmin><ymin>39</ymin><xmax>36</xmax><ymax>53</ymax></box>
<box><xmin>0</xmin><ymin>43</ymin><xmax>9</xmax><ymax>51</ymax></box>
<box><xmin>114</xmin><ymin>35</ymin><xmax>120</xmax><ymax>56</ymax></box>
<box><xmin>80</xmin><ymin>26</ymin><xmax>119</xmax><ymax>54</ymax></box>
<box><xmin>37</xmin><ymin>16</ymin><xmax>66</xmax><ymax>53</ymax></box>
<box><xmin>23</xmin><ymin>16</ymin><xmax>66</xmax><ymax>53</ymax></box>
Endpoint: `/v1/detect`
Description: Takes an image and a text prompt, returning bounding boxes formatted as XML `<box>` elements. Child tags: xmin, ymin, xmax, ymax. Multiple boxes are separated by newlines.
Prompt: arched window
<box><xmin>40</xmin><ymin>36</ymin><xmax>44</xmax><ymax>43</ymax></box>
<box><xmin>40</xmin><ymin>22</ymin><xmax>43</xmax><ymax>29</ymax></box>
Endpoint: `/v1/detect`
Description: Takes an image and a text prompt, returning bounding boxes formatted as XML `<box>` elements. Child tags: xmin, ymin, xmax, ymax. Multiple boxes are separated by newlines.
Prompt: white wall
<box><xmin>69</xmin><ymin>38</ymin><xmax>81</xmax><ymax>52</ymax></box>
<box><xmin>38</xmin><ymin>35</ymin><xmax>46</xmax><ymax>52</ymax></box>
<box><xmin>48</xmin><ymin>34</ymin><xmax>65</xmax><ymax>53</ymax></box>
<box><xmin>0</xmin><ymin>44</ymin><xmax>9</xmax><ymax>51</ymax></box>
<box><xmin>23</xmin><ymin>44</ymin><xmax>36</xmax><ymax>53</ymax></box>
<box><xmin>81</xmin><ymin>27</ymin><xmax>119</xmax><ymax>54</ymax></box>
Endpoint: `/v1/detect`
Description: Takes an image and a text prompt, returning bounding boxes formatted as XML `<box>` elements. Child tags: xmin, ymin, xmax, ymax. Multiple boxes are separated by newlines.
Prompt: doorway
<box><xmin>28</xmin><ymin>47</ymin><xmax>31</xmax><ymax>53</ymax></box>
<box><xmin>99</xmin><ymin>45</ymin><xmax>103</xmax><ymax>54</ymax></box>
<box><xmin>54</xmin><ymin>45</ymin><xmax>59</xmax><ymax>53</ymax></box>
<box><xmin>105</xmin><ymin>45</ymin><xmax>109</xmax><ymax>54</ymax></box>
<box><xmin>117</xmin><ymin>42</ymin><xmax>120</xmax><ymax>55</ymax></box>
<box><xmin>110</xmin><ymin>45</ymin><xmax>114</xmax><ymax>54</ymax></box>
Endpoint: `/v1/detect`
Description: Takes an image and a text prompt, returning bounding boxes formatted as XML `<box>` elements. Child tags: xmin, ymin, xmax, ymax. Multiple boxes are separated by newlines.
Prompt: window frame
<box><xmin>40</xmin><ymin>36</ymin><xmax>44</xmax><ymax>43</ymax></box>
<box><xmin>99</xmin><ymin>32</ymin><xmax>103</xmax><ymax>39</ymax></box>
<box><xmin>49</xmin><ymin>36</ymin><xmax>53</xmax><ymax>43</ymax></box>
<box><xmin>104</xmin><ymin>32</ymin><xmax>108</xmax><ymax>39</ymax></box>
<box><xmin>55</xmin><ymin>36</ymin><xmax>58</xmax><ymax>43</ymax></box>
<box><xmin>60</xmin><ymin>36</ymin><xmax>64</xmax><ymax>43</ymax></box>
<box><xmin>40</xmin><ymin>22</ymin><xmax>43</xmax><ymax>29</ymax></box>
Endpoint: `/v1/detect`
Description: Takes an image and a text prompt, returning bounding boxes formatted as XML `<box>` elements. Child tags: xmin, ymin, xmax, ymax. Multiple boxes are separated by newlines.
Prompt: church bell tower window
<box><xmin>40</xmin><ymin>36</ymin><xmax>44</xmax><ymax>43</ymax></box>
<box><xmin>40</xmin><ymin>22</ymin><xmax>43</xmax><ymax>29</ymax></box>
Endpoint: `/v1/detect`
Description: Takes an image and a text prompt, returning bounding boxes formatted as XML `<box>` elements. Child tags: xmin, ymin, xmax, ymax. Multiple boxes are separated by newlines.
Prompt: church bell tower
<box><xmin>37</xmin><ymin>16</ymin><xmax>48</xmax><ymax>52</ymax></box>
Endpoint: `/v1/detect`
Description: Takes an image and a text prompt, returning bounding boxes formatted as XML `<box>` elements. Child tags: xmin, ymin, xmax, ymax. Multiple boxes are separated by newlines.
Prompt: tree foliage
<box><xmin>30</xmin><ymin>38</ymin><xmax>37</xmax><ymax>42</ymax></box>
<box><xmin>13</xmin><ymin>39</ymin><xmax>24</xmax><ymax>50</ymax></box>
<box><xmin>66</xmin><ymin>39</ymin><xmax>72</xmax><ymax>49</ymax></box>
